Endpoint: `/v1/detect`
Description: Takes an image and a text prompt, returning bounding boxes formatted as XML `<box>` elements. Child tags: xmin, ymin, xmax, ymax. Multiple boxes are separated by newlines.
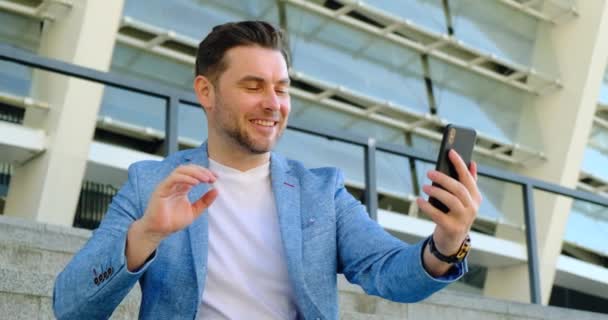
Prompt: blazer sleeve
<box><xmin>53</xmin><ymin>162</ymin><xmax>157</xmax><ymax>319</ymax></box>
<box><xmin>334</xmin><ymin>169</ymin><xmax>467</xmax><ymax>303</ymax></box>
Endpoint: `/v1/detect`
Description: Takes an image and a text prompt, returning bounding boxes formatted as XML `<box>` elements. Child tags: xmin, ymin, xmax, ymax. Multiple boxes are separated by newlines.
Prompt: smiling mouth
<box><xmin>250</xmin><ymin>119</ymin><xmax>277</xmax><ymax>127</ymax></box>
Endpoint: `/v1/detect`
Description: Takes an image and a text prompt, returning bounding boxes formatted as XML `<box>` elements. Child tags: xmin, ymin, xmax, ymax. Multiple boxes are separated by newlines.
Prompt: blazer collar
<box><xmin>185</xmin><ymin>142</ymin><xmax>210</xmax><ymax>299</ymax></box>
<box><xmin>187</xmin><ymin>142</ymin><xmax>319</xmax><ymax>314</ymax></box>
<box><xmin>271</xmin><ymin>151</ymin><xmax>322</xmax><ymax>315</ymax></box>
<box><xmin>187</xmin><ymin>142</ymin><xmax>302</xmax><ymax>278</ymax></box>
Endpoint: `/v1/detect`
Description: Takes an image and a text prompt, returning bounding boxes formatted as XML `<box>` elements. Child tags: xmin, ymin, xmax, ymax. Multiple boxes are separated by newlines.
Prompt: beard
<box><xmin>212</xmin><ymin>91</ymin><xmax>285</xmax><ymax>154</ymax></box>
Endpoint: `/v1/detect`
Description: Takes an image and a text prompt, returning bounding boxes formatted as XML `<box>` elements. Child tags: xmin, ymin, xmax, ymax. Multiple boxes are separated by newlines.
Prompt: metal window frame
<box><xmin>0</xmin><ymin>91</ymin><xmax>49</xmax><ymax>111</ymax></box>
<box><xmin>586</xmin><ymin>103</ymin><xmax>608</xmax><ymax>175</ymax></box>
<box><xmin>0</xmin><ymin>0</ymin><xmax>73</xmax><ymax>21</ymax></box>
<box><xmin>497</xmin><ymin>0</ymin><xmax>578</xmax><ymax>24</ymax></box>
<box><xmin>579</xmin><ymin>170</ymin><xmax>608</xmax><ymax>196</ymax></box>
<box><xmin>285</xmin><ymin>0</ymin><xmax>562</xmax><ymax>95</ymax></box>
<box><xmin>111</xmin><ymin>16</ymin><xmax>547</xmax><ymax>166</ymax></box>
<box><xmin>289</xmin><ymin>70</ymin><xmax>546</xmax><ymax>166</ymax></box>
<box><xmin>117</xmin><ymin>16</ymin><xmax>197</xmax><ymax>65</ymax></box>
<box><xmin>0</xmin><ymin>0</ymin><xmax>572</xmax><ymax>95</ymax></box>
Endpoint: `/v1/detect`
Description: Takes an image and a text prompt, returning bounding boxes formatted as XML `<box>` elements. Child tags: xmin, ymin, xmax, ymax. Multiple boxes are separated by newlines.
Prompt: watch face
<box><xmin>456</xmin><ymin>239</ymin><xmax>471</xmax><ymax>260</ymax></box>
<box><xmin>428</xmin><ymin>235</ymin><xmax>471</xmax><ymax>263</ymax></box>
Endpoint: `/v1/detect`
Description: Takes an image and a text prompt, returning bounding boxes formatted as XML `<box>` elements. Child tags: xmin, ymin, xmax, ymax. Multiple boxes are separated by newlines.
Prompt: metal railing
<box><xmin>2</xmin><ymin>43</ymin><xmax>608</xmax><ymax>304</ymax></box>
<box><xmin>73</xmin><ymin>181</ymin><xmax>117</xmax><ymax>230</ymax></box>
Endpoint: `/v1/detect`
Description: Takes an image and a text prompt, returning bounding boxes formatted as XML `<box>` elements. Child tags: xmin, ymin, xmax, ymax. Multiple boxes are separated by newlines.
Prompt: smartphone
<box><xmin>428</xmin><ymin>124</ymin><xmax>477</xmax><ymax>213</ymax></box>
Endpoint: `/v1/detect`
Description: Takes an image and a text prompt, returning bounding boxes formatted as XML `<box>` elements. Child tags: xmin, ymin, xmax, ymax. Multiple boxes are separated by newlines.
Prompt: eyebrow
<box><xmin>237</xmin><ymin>75</ymin><xmax>290</xmax><ymax>85</ymax></box>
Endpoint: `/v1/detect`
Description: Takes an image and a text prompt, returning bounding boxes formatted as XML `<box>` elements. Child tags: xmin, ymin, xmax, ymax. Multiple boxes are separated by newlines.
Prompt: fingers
<box><xmin>426</xmin><ymin>170</ymin><xmax>473</xmax><ymax>209</ymax></box>
<box><xmin>175</xmin><ymin>164</ymin><xmax>218</xmax><ymax>183</ymax></box>
<box><xmin>416</xmin><ymin>197</ymin><xmax>449</xmax><ymax>226</ymax></box>
<box><xmin>422</xmin><ymin>185</ymin><xmax>465</xmax><ymax>213</ymax></box>
<box><xmin>470</xmin><ymin>161</ymin><xmax>478</xmax><ymax>182</ymax></box>
<box><xmin>192</xmin><ymin>188</ymin><xmax>219</xmax><ymax>216</ymax></box>
<box><xmin>157</xmin><ymin>165</ymin><xmax>218</xmax><ymax>196</ymax></box>
<box><xmin>157</xmin><ymin>173</ymin><xmax>199</xmax><ymax>196</ymax></box>
<box><xmin>448</xmin><ymin>150</ymin><xmax>478</xmax><ymax>197</ymax></box>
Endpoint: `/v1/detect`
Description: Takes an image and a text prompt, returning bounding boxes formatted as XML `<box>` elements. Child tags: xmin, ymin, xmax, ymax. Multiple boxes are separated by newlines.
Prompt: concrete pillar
<box><xmin>484</xmin><ymin>0</ymin><xmax>608</xmax><ymax>304</ymax></box>
<box><xmin>4</xmin><ymin>0</ymin><xmax>124</xmax><ymax>226</ymax></box>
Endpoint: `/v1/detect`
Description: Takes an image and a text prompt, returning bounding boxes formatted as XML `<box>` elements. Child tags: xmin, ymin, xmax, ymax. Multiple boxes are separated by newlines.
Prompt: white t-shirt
<box><xmin>197</xmin><ymin>159</ymin><xmax>297</xmax><ymax>319</ymax></box>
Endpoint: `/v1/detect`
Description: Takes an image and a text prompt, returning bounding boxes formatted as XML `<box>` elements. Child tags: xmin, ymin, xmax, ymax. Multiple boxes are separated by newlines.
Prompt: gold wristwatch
<box><xmin>427</xmin><ymin>235</ymin><xmax>471</xmax><ymax>264</ymax></box>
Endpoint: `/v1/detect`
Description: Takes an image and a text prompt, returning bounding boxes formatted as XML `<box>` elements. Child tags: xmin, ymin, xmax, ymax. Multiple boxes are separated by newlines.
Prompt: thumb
<box><xmin>191</xmin><ymin>188</ymin><xmax>219</xmax><ymax>216</ymax></box>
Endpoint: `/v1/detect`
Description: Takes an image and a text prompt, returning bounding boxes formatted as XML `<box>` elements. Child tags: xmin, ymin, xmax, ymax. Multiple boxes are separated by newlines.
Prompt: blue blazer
<box><xmin>53</xmin><ymin>143</ymin><xmax>466</xmax><ymax>319</ymax></box>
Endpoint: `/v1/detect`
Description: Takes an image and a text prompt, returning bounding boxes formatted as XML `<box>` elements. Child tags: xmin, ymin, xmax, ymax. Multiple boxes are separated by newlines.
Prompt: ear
<box><xmin>194</xmin><ymin>75</ymin><xmax>215</xmax><ymax>112</ymax></box>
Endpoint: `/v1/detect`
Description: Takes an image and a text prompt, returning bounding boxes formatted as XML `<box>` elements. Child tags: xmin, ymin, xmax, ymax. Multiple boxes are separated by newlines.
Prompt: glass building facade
<box><xmin>0</xmin><ymin>0</ymin><xmax>606</xmax><ymax>314</ymax></box>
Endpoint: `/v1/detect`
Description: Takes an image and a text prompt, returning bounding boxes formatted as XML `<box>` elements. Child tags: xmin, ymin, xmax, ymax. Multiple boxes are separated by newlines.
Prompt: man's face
<box><xmin>208</xmin><ymin>46</ymin><xmax>291</xmax><ymax>154</ymax></box>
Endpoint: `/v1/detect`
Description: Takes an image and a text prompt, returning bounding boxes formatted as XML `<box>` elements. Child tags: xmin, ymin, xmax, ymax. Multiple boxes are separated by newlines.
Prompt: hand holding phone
<box><xmin>428</xmin><ymin>124</ymin><xmax>477</xmax><ymax>213</ymax></box>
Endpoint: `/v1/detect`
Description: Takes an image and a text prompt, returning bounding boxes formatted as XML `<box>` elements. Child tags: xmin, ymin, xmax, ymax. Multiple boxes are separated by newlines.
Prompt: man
<box><xmin>53</xmin><ymin>21</ymin><xmax>482</xmax><ymax>319</ymax></box>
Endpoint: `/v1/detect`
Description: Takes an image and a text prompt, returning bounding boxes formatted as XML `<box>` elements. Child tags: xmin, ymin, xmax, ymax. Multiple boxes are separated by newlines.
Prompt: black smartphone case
<box><xmin>428</xmin><ymin>124</ymin><xmax>477</xmax><ymax>213</ymax></box>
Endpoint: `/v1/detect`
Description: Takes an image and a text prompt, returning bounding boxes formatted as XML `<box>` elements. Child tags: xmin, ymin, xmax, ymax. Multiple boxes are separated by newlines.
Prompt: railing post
<box><xmin>522</xmin><ymin>183</ymin><xmax>542</xmax><ymax>304</ymax></box>
<box><xmin>364</xmin><ymin>137</ymin><xmax>378</xmax><ymax>221</ymax></box>
<box><xmin>163</xmin><ymin>96</ymin><xmax>179</xmax><ymax>156</ymax></box>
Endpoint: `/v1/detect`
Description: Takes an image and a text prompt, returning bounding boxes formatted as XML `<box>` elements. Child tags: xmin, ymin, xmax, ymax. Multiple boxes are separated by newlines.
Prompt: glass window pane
<box><xmin>376</xmin><ymin>151</ymin><xmax>414</xmax><ymax>198</ymax></box>
<box><xmin>111</xmin><ymin>44</ymin><xmax>193</xmax><ymax>91</ymax></box>
<box><xmin>178</xmin><ymin>102</ymin><xmax>207</xmax><ymax>144</ymax></box>
<box><xmin>588</xmin><ymin>125</ymin><xmax>608</xmax><ymax>151</ymax></box>
<box><xmin>0</xmin><ymin>11</ymin><xmax>39</xmax><ymax>97</ymax></box>
<box><xmin>123</xmin><ymin>0</ymin><xmax>279</xmax><ymax>40</ymax></box>
<box><xmin>449</xmin><ymin>0</ymin><xmax>545</xmax><ymax>71</ymax></box>
<box><xmin>0</xmin><ymin>11</ymin><xmax>40</xmax><ymax>52</ymax></box>
<box><xmin>286</xmin><ymin>4</ymin><xmax>430</xmax><ymax>114</ymax></box>
<box><xmin>581</xmin><ymin>147</ymin><xmax>608</xmax><ymax>181</ymax></box>
<box><xmin>566</xmin><ymin>200</ymin><xmax>608</xmax><ymax>256</ymax></box>
<box><xmin>599</xmin><ymin>71</ymin><xmax>608</xmax><ymax>105</ymax></box>
<box><xmin>275</xmin><ymin>130</ymin><xmax>365</xmax><ymax>186</ymax></box>
<box><xmin>290</xmin><ymin>96</ymin><xmax>405</xmax><ymax>145</ymax></box>
<box><xmin>429</xmin><ymin>57</ymin><xmax>532</xmax><ymax>146</ymax></box>
<box><xmin>0</xmin><ymin>60</ymin><xmax>32</xmax><ymax>97</ymax></box>
<box><xmin>99</xmin><ymin>86</ymin><xmax>166</xmax><ymax>132</ymax></box>
<box><xmin>365</xmin><ymin>0</ymin><xmax>447</xmax><ymax>34</ymax></box>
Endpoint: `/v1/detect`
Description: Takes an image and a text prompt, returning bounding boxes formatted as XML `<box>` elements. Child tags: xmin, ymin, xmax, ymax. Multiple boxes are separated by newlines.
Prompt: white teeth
<box><xmin>251</xmin><ymin>120</ymin><xmax>275</xmax><ymax>127</ymax></box>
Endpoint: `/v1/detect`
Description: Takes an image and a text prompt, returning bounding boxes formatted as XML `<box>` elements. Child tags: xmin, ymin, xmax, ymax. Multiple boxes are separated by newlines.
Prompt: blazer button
<box><xmin>103</xmin><ymin>271</ymin><xmax>108</xmax><ymax>279</ymax></box>
<box><xmin>94</xmin><ymin>278</ymin><xmax>99</xmax><ymax>285</ymax></box>
<box><xmin>108</xmin><ymin>267</ymin><xmax>113</xmax><ymax>275</ymax></box>
<box><xmin>98</xmin><ymin>275</ymin><xmax>104</xmax><ymax>283</ymax></box>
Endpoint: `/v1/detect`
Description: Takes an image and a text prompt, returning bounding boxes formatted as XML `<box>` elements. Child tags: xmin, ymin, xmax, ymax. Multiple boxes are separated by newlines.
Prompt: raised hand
<box><xmin>140</xmin><ymin>165</ymin><xmax>219</xmax><ymax>241</ymax></box>
<box><xmin>416</xmin><ymin>149</ymin><xmax>482</xmax><ymax>274</ymax></box>
<box><xmin>126</xmin><ymin>165</ymin><xmax>219</xmax><ymax>271</ymax></box>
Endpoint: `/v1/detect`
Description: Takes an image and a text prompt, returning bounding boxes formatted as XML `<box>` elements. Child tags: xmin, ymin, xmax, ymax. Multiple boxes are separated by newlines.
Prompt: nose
<box><xmin>263</xmin><ymin>89</ymin><xmax>280</xmax><ymax>111</ymax></box>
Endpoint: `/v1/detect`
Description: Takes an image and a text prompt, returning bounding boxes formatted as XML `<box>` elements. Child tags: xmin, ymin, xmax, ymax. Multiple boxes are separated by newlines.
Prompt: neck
<box><xmin>207</xmin><ymin>136</ymin><xmax>270</xmax><ymax>172</ymax></box>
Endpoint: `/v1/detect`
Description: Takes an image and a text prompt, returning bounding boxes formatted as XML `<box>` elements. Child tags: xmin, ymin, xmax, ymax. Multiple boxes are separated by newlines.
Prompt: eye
<box><xmin>275</xmin><ymin>87</ymin><xmax>289</xmax><ymax>95</ymax></box>
<box><xmin>245</xmin><ymin>86</ymin><xmax>261</xmax><ymax>92</ymax></box>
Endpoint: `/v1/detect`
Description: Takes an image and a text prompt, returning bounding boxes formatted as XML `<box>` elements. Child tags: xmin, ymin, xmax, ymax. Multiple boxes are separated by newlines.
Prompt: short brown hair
<box><xmin>195</xmin><ymin>21</ymin><xmax>290</xmax><ymax>83</ymax></box>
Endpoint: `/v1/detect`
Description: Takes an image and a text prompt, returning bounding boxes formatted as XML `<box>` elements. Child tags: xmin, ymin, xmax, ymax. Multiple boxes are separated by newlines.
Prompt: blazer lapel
<box><xmin>184</xmin><ymin>146</ymin><xmax>321</xmax><ymax>313</ymax></box>
<box><xmin>270</xmin><ymin>153</ymin><xmax>302</xmax><ymax>279</ymax></box>
<box><xmin>186</xmin><ymin>142</ymin><xmax>211</xmax><ymax>300</ymax></box>
<box><xmin>271</xmin><ymin>153</ymin><xmax>321</xmax><ymax>315</ymax></box>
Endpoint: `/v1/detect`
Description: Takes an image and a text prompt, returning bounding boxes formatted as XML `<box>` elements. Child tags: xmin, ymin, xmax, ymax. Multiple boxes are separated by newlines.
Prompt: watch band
<box><xmin>427</xmin><ymin>234</ymin><xmax>471</xmax><ymax>264</ymax></box>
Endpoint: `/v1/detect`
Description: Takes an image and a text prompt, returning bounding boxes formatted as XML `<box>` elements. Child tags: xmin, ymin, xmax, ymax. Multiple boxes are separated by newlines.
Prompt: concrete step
<box><xmin>0</xmin><ymin>215</ymin><xmax>88</xmax><ymax>276</ymax></box>
<box><xmin>1</xmin><ymin>215</ymin><xmax>607</xmax><ymax>320</ymax></box>
<box><xmin>0</xmin><ymin>267</ymin><xmax>140</xmax><ymax>320</ymax></box>
<box><xmin>339</xmin><ymin>278</ymin><xmax>608</xmax><ymax>320</ymax></box>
